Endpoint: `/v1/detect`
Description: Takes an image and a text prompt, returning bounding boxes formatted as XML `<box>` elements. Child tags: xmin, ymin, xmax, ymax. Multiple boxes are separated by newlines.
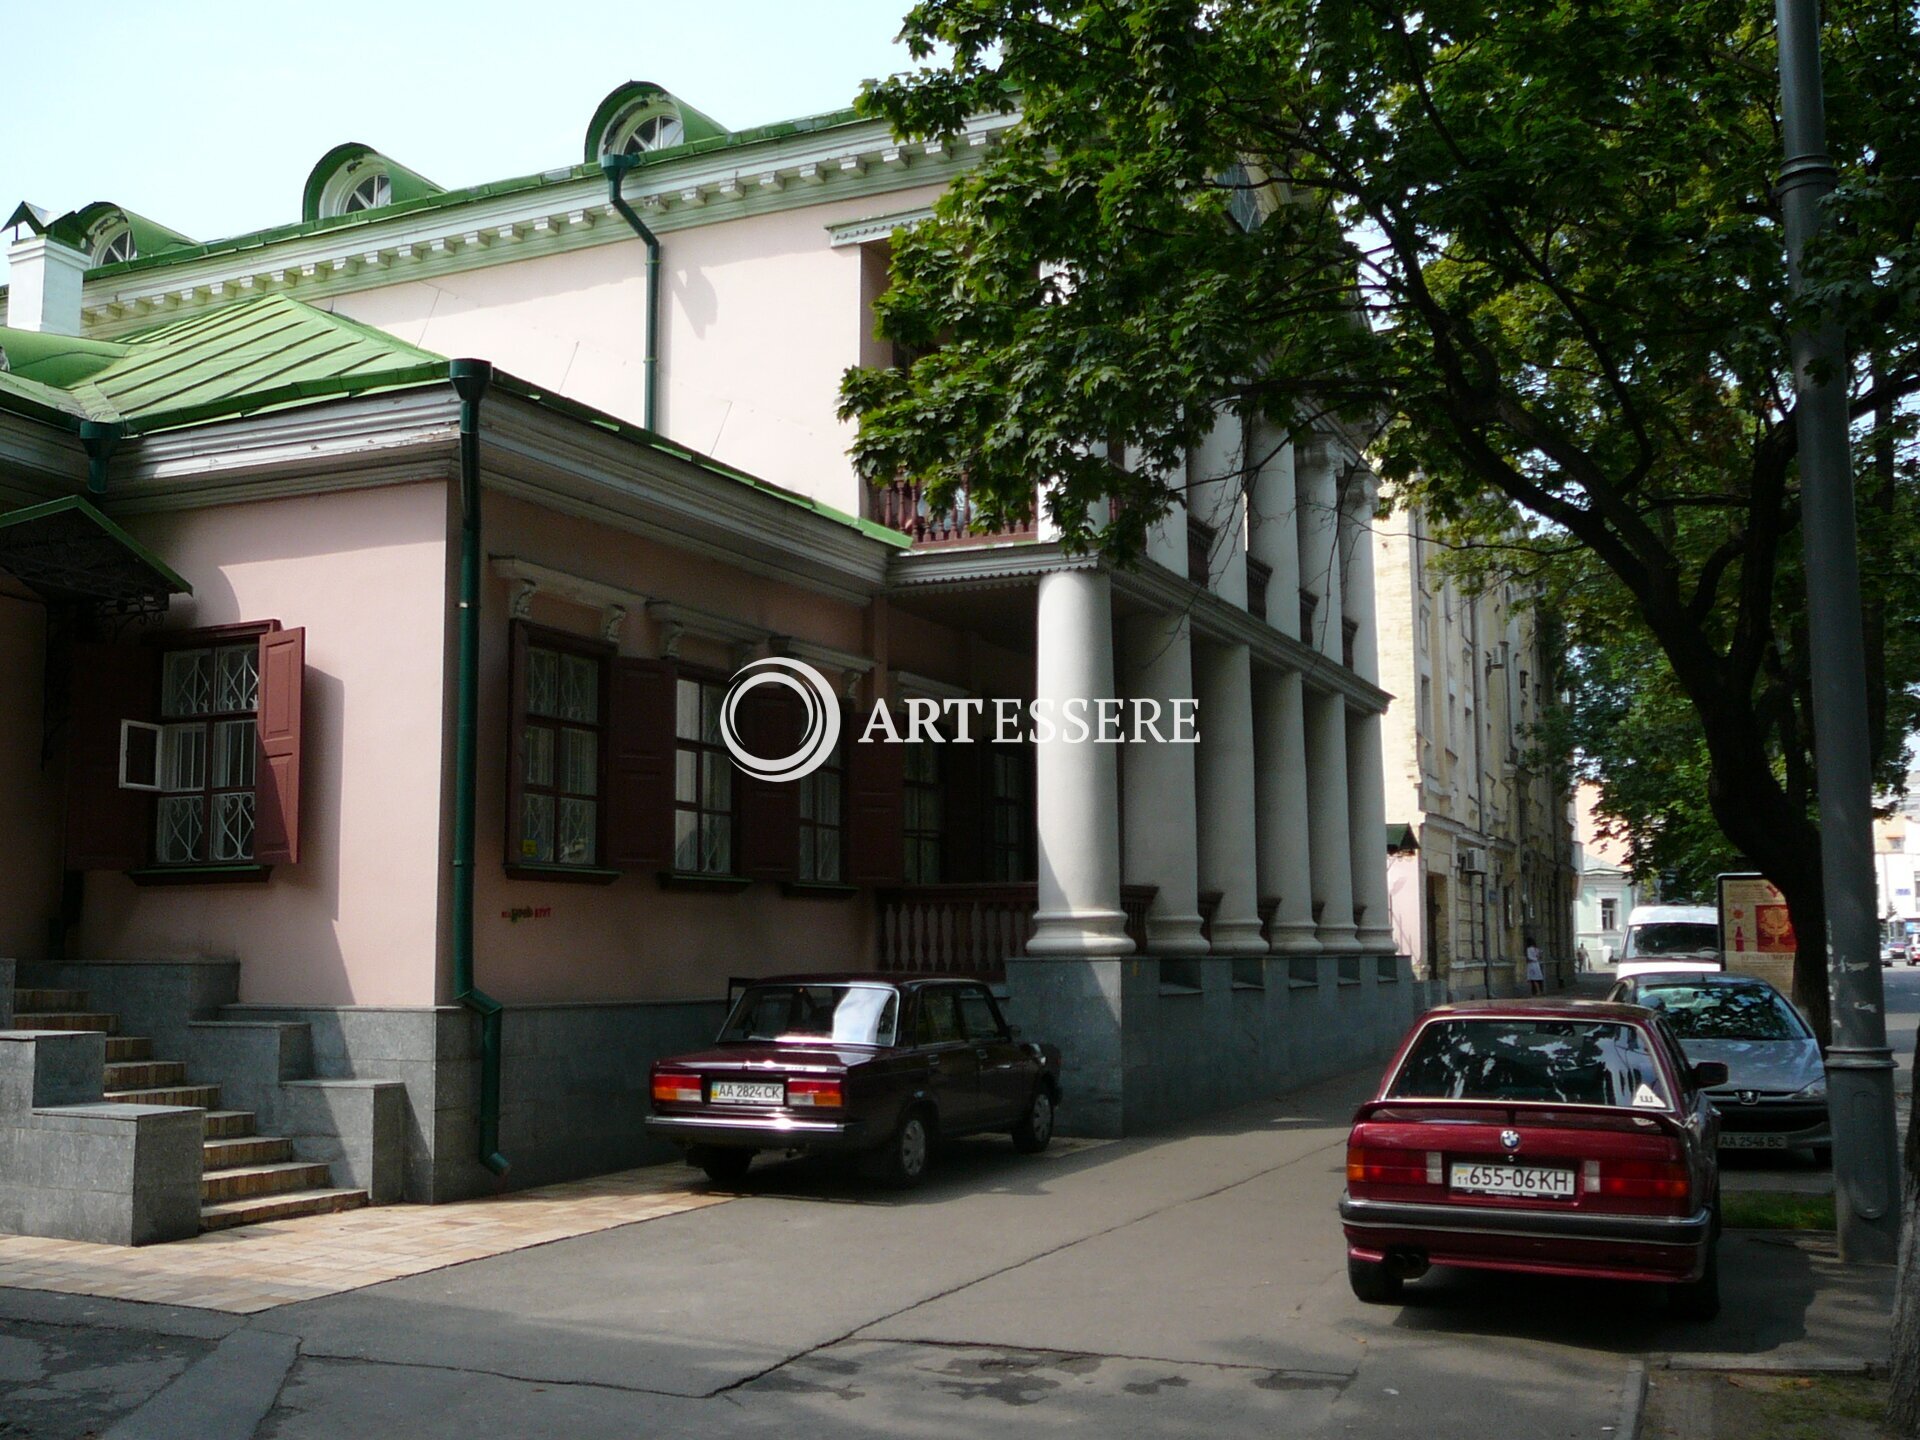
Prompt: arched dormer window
<box><xmin>91</xmin><ymin>222</ymin><xmax>136</xmax><ymax>266</ymax></box>
<box><xmin>320</xmin><ymin>159</ymin><xmax>392</xmax><ymax>218</ymax></box>
<box><xmin>583</xmin><ymin>82</ymin><xmax>727</xmax><ymax>165</ymax></box>
<box><xmin>302</xmin><ymin>145</ymin><xmax>443</xmax><ymax>224</ymax></box>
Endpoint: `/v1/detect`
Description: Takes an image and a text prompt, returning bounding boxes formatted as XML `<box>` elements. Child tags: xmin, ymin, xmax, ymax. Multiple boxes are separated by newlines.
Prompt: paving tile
<box><xmin>0</xmin><ymin>1163</ymin><xmax>729</xmax><ymax>1314</ymax></box>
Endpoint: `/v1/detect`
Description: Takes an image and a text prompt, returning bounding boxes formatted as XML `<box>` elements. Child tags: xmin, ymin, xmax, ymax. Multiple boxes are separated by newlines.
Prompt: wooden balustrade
<box><xmin>872</xmin><ymin>480</ymin><xmax>1037</xmax><ymax>547</ymax></box>
<box><xmin>877</xmin><ymin>883</ymin><xmax>1160</xmax><ymax>981</ymax></box>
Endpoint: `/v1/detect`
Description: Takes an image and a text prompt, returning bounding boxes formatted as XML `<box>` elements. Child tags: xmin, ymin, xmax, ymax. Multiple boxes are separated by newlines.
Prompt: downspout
<box><xmin>600</xmin><ymin>153</ymin><xmax>660</xmax><ymax>431</ymax></box>
<box><xmin>79</xmin><ymin>421</ymin><xmax>121</xmax><ymax>495</ymax></box>
<box><xmin>449</xmin><ymin>358</ymin><xmax>509</xmax><ymax>1176</ymax></box>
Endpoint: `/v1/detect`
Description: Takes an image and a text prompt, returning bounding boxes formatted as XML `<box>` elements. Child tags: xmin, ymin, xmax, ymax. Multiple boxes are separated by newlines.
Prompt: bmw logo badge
<box><xmin>1500</xmin><ymin>1129</ymin><xmax>1521</xmax><ymax>1151</ymax></box>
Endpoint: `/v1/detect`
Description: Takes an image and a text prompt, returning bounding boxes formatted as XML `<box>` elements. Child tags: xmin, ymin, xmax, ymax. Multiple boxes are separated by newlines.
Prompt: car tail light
<box><xmin>1346</xmin><ymin>1146</ymin><xmax>1441</xmax><ymax>1186</ymax></box>
<box><xmin>652</xmin><ymin>1071</ymin><xmax>703</xmax><ymax>1105</ymax></box>
<box><xmin>1585</xmin><ymin>1158</ymin><xmax>1691</xmax><ymax>1203</ymax></box>
<box><xmin>787</xmin><ymin>1077</ymin><xmax>844</xmax><ymax>1108</ymax></box>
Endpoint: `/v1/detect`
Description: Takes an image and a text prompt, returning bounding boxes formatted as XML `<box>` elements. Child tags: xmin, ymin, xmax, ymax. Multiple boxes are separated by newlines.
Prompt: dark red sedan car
<box><xmin>646</xmin><ymin>974</ymin><xmax>1062</xmax><ymax>1187</ymax></box>
<box><xmin>1339</xmin><ymin>1000</ymin><xmax>1727</xmax><ymax>1318</ymax></box>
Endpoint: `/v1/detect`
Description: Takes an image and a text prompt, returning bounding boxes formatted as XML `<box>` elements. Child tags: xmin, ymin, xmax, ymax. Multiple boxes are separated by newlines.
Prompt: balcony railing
<box><xmin>877</xmin><ymin>883</ymin><xmax>1159</xmax><ymax>981</ymax></box>
<box><xmin>873</xmin><ymin>480</ymin><xmax>1037</xmax><ymax>547</ymax></box>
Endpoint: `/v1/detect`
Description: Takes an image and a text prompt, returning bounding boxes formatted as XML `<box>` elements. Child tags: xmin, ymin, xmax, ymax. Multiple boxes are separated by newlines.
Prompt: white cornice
<box><xmin>79</xmin><ymin>115</ymin><xmax>1016</xmax><ymax>338</ymax></box>
<box><xmin>827</xmin><ymin>206</ymin><xmax>937</xmax><ymax>248</ymax></box>
<box><xmin>0</xmin><ymin>413</ymin><xmax>85</xmax><ymax>491</ymax></box>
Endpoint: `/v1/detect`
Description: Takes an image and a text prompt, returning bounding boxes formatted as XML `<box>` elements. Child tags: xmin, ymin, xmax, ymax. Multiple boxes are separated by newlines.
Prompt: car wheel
<box><xmin>1668</xmin><ymin>1226</ymin><xmax>1721</xmax><ymax>1321</ymax></box>
<box><xmin>876</xmin><ymin>1108</ymin><xmax>934</xmax><ymax>1188</ymax></box>
<box><xmin>693</xmin><ymin>1147</ymin><xmax>753</xmax><ymax>1187</ymax></box>
<box><xmin>1011</xmin><ymin>1087</ymin><xmax>1056</xmax><ymax>1154</ymax></box>
<box><xmin>1347</xmin><ymin>1256</ymin><xmax>1403</xmax><ymax>1305</ymax></box>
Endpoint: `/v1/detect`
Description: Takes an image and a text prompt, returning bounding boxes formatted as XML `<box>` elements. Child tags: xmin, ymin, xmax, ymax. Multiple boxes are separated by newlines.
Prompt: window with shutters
<box><xmin>674</xmin><ymin>675</ymin><xmax>735</xmax><ymax>875</ymax></box>
<box><xmin>66</xmin><ymin>622</ymin><xmax>305</xmax><ymax>876</ymax></box>
<box><xmin>153</xmin><ymin>643</ymin><xmax>260</xmax><ymax>863</ymax></box>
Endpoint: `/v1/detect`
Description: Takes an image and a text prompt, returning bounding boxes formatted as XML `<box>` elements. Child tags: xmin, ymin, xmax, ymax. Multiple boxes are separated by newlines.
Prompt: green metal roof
<box><xmin>0</xmin><ymin>493</ymin><xmax>190</xmax><ymax>611</ymax></box>
<box><xmin>0</xmin><ymin>295</ymin><xmax>445</xmax><ymax>431</ymax></box>
<box><xmin>301</xmin><ymin>144</ymin><xmax>446</xmax><ymax>224</ymax></box>
<box><xmin>582</xmin><ymin>81</ymin><xmax>730</xmax><ymax>164</ymax></box>
<box><xmin>47</xmin><ymin>203</ymin><xmax>197</xmax><ymax>261</ymax></box>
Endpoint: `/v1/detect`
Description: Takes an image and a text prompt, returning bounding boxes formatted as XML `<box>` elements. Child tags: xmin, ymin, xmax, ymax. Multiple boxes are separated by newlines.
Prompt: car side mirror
<box><xmin>1691</xmin><ymin>1061</ymin><xmax>1729</xmax><ymax>1089</ymax></box>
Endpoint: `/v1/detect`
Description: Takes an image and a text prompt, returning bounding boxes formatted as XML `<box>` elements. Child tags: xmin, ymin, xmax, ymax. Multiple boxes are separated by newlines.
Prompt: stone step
<box><xmin>14</xmin><ymin>988</ymin><xmax>89</xmax><ymax>1011</ymax></box>
<box><xmin>105</xmin><ymin>1036</ymin><xmax>153</xmax><ymax>1062</ymax></box>
<box><xmin>104</xmin><ymin>1083</ymin><xmax>220</xmax><ymax>1108</ymax></box>
<box><xmin>203</xmin><ymin>1135</ymin><xmax>292</xmax><ymax>1170</ymax></box>
<box><xmin>12</xmin><ymin>1011</ymin><xmax>118</xmax><ymax>1034</ymax></box>
<box><xmin>202</xmin><ymin>1161</ymin><xmax>335</xmax><ymax>1204</ymax></box>
<box><xmin>203</xmin><ymin>1110</ymin><xmax>257</xmax><ymax>1139</ymax></box>
<box><xmin>200</xmin><ymin>1188</ymin><xmax>367</xmax><ymax>1232</ymax></box>
<box><xmin>103</xmin><ymin>1059</ymin><xmax>187</xmax><ymax>1091</ymax></box>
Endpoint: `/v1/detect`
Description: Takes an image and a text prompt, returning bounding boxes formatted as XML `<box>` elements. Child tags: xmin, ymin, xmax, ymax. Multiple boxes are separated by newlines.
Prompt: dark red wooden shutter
<box><xmin>504</xmin><ymin>622</ymin><xmax>531</xmax><ymax>867</ymax></box>
<box><xmin>942</xmin><ymin>740</ymin><xmax>987</xmax><ymax>883</ymax></box>
<box><xmin>64</xmin><ymin>643</ymin><xmax>160</xmax><ymax>870</ymax></box>
<box><xmin>845</xmin><ymin>727</ymin><xmax>905</xmax><ymax>886</ymax></box>
<box><xmin>737</xmin><ymin>684</ymin><xmax>802</xmax><ymax>881</ymax></box>
<box><xmin>606</xmin><ymin>657</ymin><xmax>676</xmax><ymax>870</ymax></box>
<box><xmin>255</xmin><ymin>627</ymin><xmax>305</xmax><ymax>865</ymax></box>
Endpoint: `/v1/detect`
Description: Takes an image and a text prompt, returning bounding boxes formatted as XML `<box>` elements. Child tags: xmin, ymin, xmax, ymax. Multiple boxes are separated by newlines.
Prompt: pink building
<box><xmin>0</xmin><ymin>83</ymin><xmax>1429</xmax><ymax>1242</ymax></box>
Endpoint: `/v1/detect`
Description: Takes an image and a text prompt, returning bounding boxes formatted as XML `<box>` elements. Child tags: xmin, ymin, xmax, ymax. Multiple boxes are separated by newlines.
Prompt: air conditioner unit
<box><xmin>1458</xmin><ymin>846</ymin><xmax>1488</xmax><ymax>875</ymax></box>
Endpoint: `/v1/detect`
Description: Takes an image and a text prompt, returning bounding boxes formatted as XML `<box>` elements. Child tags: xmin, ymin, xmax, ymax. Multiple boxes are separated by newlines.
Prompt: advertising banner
<box><xmin>1716</xmin><ymin>872</ymin><xmax>1797</xmax><ymax>990</ymax></box>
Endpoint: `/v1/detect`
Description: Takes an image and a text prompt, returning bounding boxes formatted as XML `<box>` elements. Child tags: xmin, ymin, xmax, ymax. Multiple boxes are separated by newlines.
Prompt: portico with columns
<box><xmin>885</xmin><ymin>412</ymin><xmax>1430</xmax><ymax>1135</ymax></box>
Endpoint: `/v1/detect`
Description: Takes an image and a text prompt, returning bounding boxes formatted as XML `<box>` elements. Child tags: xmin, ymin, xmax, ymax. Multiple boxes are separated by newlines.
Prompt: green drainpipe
<box><xmin>79</xmin><ymin>420</ymin><xmax>122</xmax><ymax>495</ymax></box>
<box><xmin>449</xmin><ymin>358</ymin><xmax>509</xmax><ymax>1176</ymax></box>
<box><xmin>600</xmin><ymin>154</ymin><xmax>660</xmax><ymax>432</ymax></box>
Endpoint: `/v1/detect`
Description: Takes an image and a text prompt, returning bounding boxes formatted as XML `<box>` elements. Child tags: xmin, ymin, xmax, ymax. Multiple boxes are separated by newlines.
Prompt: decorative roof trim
<box><xmin>827</xmin><ymin>206</ymin><xmax>937</xmax><ymax>248</ymax></box>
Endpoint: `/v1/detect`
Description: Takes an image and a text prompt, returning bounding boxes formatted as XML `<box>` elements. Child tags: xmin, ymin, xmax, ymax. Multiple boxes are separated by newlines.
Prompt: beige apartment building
<box><xmin>1372</xmin><ymin>501</ymin><xmax>1577</xmax><ymax>993</ymax></box>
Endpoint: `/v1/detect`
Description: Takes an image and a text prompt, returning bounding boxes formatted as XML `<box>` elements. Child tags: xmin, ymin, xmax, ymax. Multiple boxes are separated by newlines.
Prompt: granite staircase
<box><xmin>11</xmin><ymin>986</ymin><xmax>366</xmax><ymax>1231</ymax></box>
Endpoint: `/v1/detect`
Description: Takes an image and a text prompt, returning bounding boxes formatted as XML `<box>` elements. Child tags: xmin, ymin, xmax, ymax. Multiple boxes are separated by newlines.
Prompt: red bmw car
<box><xmin>1339</xmin><ymin>1000</ymin><xmax>1727</xmax><ymax>1319</ymax></box>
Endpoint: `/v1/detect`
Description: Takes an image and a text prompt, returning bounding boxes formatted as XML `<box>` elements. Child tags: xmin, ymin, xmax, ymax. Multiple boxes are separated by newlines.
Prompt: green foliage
<box><xmin>841</xmin><ymin>0</ymin><xmax>1920</xmax><ymax>1036</ymax></box>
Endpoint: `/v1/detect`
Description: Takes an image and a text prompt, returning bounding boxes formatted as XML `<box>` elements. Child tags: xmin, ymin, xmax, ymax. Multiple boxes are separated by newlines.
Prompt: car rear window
<box><xmin>720</xmin><ymin>984</ymin><xmax>898</xmax><ymax>1047</ymax></box>
<box><xmin>1388</xmin><ymin>1018</ymin><xmax>1673</xmax><ymax>1109</ymax></box>
<box><xmin>1636</xmin><ymin>983</ymin><xmax>1807</xmax><ymax>1041</ymax></box>
<box><xmin>1626</xmin><ymin>923</ymin><xmax>1720</xmax><ymax>959</ymax></box>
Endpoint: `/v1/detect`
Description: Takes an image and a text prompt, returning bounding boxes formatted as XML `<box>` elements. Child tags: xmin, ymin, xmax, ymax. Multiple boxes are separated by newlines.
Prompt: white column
<box><xmin>1255</xmin><ymin>668</ymin><xmax>1320</xmax><ymax>952</ymax></box>
<box><xmin>1188</xmin><ymin>411</ymin><xmax>1248</xmax><ymax>607</ymax></box>
<box><xmin>1296</xmin><ymin>434</ymin><xmax>1344</xmax><ymax>660</ymax></box>
<box><xmin>1193</xmin><ymin>640</ymin><xmax>1266</xmax><ymax>953</ymax></box>
<box><xmin>1339</xmin><ymin>478</ymin><xmax>1396</xmax><ymax>952</ymax></box>
<box><xmin>1120</xmin><ymin>610</ymin><xmax>1207</xmax><ymax>954</ymax></box>
<box><xmin>1247</xmin><ymin>421</ymin><xmax>1301</xmax><ymax>638</ymax></box>
<box><xmin>1306</xmin><ymin>689</ymin><xmax>1361</xmax><ymax>951</ymax></box>
<box><xmin>1029</xmin><ymin>568</ymin><xmax>1135</xmax><ymax>955</ymax></box>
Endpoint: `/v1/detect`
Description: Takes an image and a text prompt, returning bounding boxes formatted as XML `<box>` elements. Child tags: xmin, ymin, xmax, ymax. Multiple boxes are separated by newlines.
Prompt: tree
<box><xmin>841</xmin><ymin>0</ymin><xmax>1920</xmax><ymax>1050</ymax></box>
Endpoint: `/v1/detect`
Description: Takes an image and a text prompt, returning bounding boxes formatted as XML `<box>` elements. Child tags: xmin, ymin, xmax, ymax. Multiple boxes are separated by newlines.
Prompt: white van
<box><xmin>1616</xmin><ymin>904</ymin><xmax>1722</xmax><ymax>979</ymax></box>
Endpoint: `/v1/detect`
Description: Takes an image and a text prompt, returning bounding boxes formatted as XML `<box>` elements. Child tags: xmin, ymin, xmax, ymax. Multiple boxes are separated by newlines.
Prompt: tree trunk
<box><xmin>1889</xmin><ymin>1091</ymin><xmax>1920</xmax><ymax>1436</ymax></box>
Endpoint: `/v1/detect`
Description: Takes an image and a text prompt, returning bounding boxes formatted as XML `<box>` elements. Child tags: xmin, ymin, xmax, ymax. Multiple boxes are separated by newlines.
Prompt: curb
<box><xmin>1655</xmin><ymin>1354</ymin><xmax>1888</xmax><ymax>1379</ymax></box>
<box><xmin>1616</xmin><ymin>1359</ymin><xmax>1648</xmax><ymax>1439</ymax></box>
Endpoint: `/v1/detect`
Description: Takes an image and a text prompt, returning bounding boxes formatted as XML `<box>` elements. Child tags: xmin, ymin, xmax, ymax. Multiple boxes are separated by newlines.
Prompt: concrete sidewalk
<box><xmin>0</xmin><ymin>1066</ymin><xmax>1897</xmax><ymax>1440</ymax></box>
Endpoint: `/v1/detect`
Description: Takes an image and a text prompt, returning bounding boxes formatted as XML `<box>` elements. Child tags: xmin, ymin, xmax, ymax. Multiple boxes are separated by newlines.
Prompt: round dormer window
<box><xmin>343</xmin><ymin>171</ymin><xmax>391</xmax><ymax>212</ymax></box>
<box><xmin>319</xmin><ymin>160</ymin><xmax>393</xmax><ymax>218</ymax></box>
<box><xmin>612</xmin><ymin>110</ymin><xmax>684</xmax><ymax>157</ymax></box>
<box><xmin>91</xmin><ymin>223</ymin><xmax>136</xmax><ymax>266</ymax></box>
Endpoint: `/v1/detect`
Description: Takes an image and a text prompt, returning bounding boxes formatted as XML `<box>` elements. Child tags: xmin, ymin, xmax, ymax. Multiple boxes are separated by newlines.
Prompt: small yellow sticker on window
<box><xmin>522</xmin><ymin>839</ymin><xmax>538</xmax><ymax>856</ymax></box>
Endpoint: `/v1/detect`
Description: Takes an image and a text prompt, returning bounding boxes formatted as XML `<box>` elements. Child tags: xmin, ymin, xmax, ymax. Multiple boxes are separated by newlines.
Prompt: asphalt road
<box><xmin>0</xmin><ymin>1059</ymin><xmax>1894</xmax><ymax>1440</ymax></box>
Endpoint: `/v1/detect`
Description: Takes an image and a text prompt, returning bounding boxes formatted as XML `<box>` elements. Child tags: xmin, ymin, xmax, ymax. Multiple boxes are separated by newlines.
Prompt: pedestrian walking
<box><xmin>1525</xmin><ymin>936</ymin><xmax>1545</xmax><ymax>995</ymax></box>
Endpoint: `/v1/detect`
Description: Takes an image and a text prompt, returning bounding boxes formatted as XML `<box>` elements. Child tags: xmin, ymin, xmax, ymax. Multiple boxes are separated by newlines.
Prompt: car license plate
<box><xmin>1720</xmin><ymin>1133</ymin><xmax>1790</xmax><ymax>1150</ymax></box>
<box><xmin>1449</xmin><ymin>1162</ymin><xmax>1574</xmax><ymax>1198</ymax></box>
<box><xmin>710</xmin><ymin>1081</ymin><xmax>785</xmax><ymax>1105</ymax></box>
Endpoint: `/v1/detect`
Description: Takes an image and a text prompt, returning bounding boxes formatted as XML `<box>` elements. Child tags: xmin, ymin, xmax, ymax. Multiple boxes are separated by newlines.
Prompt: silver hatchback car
<box><xmin>1606</xmin><ymin>972</ymin><xmax>1829</xmax><ymax>1164</ymax></box>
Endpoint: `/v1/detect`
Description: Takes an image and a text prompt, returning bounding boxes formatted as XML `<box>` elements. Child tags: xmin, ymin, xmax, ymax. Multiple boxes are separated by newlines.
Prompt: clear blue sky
<box><xmin>0</xmin><ymin>0</ymin><xmax>928</xmax><ymax>285</ymax></box>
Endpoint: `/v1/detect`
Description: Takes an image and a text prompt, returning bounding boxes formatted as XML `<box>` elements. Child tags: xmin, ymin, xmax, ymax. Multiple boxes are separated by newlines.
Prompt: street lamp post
<box><xmin>1773</xmin><ymin>0</ymin><xmax>1902</xmax><ymax>1264</ymax></box>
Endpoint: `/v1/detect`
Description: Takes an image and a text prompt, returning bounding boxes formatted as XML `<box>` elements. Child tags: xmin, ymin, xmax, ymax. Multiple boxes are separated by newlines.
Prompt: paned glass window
<box><xmin>798</xmin><ymin>734</ymin><xmax>845</xmax><ymax>882</ymax></box>
<box><xmin>519</xmin><ymin>643</ymin><xmax>602</xmax><ymax>866</ymax></box>
<box><xmin>155</xmin><ymin>643</ymin><xmax>259</xmax><ymax>864</ymax></box>
<box><xmin>674</xmin><ymin>677</ymin><xmax>734</xmax><ymax>874</ymax></box>
<box><xmin>988</xmin><ymin>747</ymin><xmax>1027</xmax><ymax>882</ymax></box>
<box><xmin>903</xmin><ymin>741</ymin><xmax>943</xmax><ymax>884</ymax></box>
